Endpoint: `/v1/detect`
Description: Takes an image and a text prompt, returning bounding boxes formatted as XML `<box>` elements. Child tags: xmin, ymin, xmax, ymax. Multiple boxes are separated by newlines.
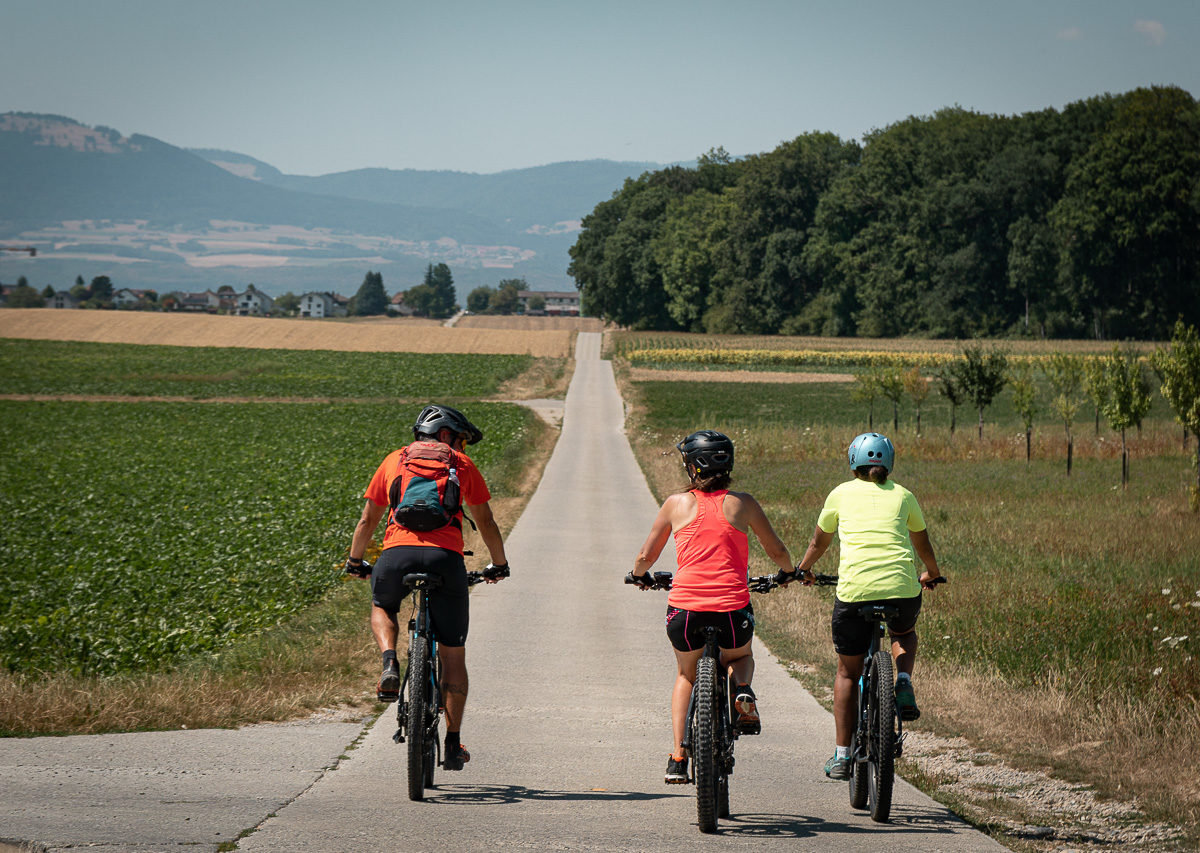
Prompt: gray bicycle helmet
<box><xmin>847</xmin><ymin>432</ymin><xmax>895</xmax><ymax>472</ymax></box>
<box><xmin>676</xmin><ymin>430</ymin><xmax>734</xmax><ymax>475</ymax></box>
<box><xmin>413</xmin><ymin>404</ymin><xmax>483</xmax><ymax>445</ymax></box>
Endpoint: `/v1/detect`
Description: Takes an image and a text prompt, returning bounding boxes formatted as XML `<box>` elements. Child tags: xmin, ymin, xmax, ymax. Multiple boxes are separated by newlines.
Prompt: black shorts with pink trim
<box><xmin>665</xmin><ymin>604</ymin><xmax>755</xmax><ymax>653</ymax></box>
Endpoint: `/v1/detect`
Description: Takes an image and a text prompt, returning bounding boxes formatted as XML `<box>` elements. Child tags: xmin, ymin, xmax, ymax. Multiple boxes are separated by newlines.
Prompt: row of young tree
<box><xmin>853</xmin><ymin>324</ymin><xmax>1200</xmax><ymax>505</ymax></box>
<box><xmin>348</xmin><ymin>264</ymin><xmax>459</xmax><ymax>318</ymax></box>
<box><xmin>465</xmin><ymin>278</ymin><xmax>540</xmax><ymax>315</ymax></box>
<box><xmin>569</xmin><ymin>86</ymin><xmax>1200</xmax><ymax>340</ymax></box>
<box><xmin>3</xmin><ymin>275</ymin><xmax>130</xmax><ymax>309</ymax></box>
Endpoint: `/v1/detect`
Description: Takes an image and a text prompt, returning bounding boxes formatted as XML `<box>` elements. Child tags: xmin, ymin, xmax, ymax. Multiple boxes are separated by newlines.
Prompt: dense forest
<box><xmin>568</xmin><ymin>87</ymin><xmax>1200</xmax><ymax>339</ymax></box>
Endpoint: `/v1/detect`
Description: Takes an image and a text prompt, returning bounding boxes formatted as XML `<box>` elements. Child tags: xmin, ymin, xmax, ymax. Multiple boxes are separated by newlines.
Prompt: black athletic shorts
<box><xmin>831</xmin><ymin>593</ymin><xmax>921</xmax><ymax>657</ymax></box>
<box><xmin>372</xmin><ymin>546</ymin><xmax>469</xmax><ymax>647</ymax></box>
<box><xmin>665</xmin><ymin>605</ymin><xmax>755</xmax><ymax>653</ymax></box>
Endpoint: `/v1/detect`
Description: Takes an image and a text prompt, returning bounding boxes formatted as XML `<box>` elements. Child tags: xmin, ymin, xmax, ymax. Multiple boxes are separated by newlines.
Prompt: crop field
<box><xmin>0</xmin><ymin>399</ymin><xmax>537</xmax><ymax>678</ymax></box>
<box><xmin>456</xmin><ymin>315</ymin><xmax>604</xmax><ymax>332</ymax></box>
<box><xmin>0</xmin><ymin>310</ymin><xmax>575</xmax><ymax>357</ymax></box>
<box><xmin>0</xmin><ymin>339</ymin><xmax>531</xmax><ymax>399</ymax></box>
<box><xmin>619</xmin><ymin>354</ymin><xmax>1200</xmax><ymax>839</ymax></box>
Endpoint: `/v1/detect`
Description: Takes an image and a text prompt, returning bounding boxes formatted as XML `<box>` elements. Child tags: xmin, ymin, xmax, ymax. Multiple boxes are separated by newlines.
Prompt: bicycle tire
<box><xmin>425</xmin><ymin>654</ymin><xmax>439</xmax><ymax>789</ymax></box>
<box><xmin>406</xmin><ymin>637</ymin><xmax>431</xmax><ymax>801</ymax></box>
<box><xmin>718</xmin><ymin>675</ymin><xmax>731</xmax><ymax>819</ymax></box>
<box><xmin>848</xmin><ymin>667</ymin><xmax>869</xmax><ymax>809</ymax></box>
<box><xmin>693</xmin><ymin>656</ymin><xmax>720</xmax><ymax>833</ymax></box>
<box><xmin>867</xmin><ymin>649</ymin><xmax>895</xmax><ymax>822</ymax></box>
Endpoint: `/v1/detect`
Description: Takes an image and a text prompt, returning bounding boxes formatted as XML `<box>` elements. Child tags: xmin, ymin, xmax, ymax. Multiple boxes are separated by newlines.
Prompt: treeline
<box><xmin>569</xmin><ymin>86</ymin><xmax>1200</xmax><ymax>340</ymax></box>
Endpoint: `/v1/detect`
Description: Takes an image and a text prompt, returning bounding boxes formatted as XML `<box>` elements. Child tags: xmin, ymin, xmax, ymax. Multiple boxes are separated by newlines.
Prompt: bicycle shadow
<box><xmin>422</xmin><ymin>783</ymin><xmax>680</xmax><ymax>806</ymax></box>
<box><xmin>713</xmin><ymin>802</ymin><xmax>974</xmax><ymax>839</ymax></box>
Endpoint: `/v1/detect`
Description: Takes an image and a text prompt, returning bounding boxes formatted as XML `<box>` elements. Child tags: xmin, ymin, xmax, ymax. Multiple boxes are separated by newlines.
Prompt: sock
<box><xmin>835</xmin><ymin>745</ymin><xmax>850</xmax><ymax>760</ymax></box>
<box><xmin>896</xmin><ymin>672</ymin><xmax>911</xmax><ymax>684</ymax></box>
<box><xmin>382</xmin><ymin>649</ymin><xmax>397</xmax><ymax>668</ymax></box>
<box><xmin>445</xmin><ymin>730</ymin><xmax>460</xmax><ymax>751</ymax></box>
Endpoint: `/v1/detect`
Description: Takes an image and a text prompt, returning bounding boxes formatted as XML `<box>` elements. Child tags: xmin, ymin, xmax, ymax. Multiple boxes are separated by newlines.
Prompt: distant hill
<box><xmin>0</xmin><ymin>113</ymin><xmax>667</xmax><ymax>296</ymax></box>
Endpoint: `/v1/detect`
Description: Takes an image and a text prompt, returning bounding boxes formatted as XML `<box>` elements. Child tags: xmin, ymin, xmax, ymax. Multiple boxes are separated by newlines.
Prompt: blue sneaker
<box><xmin>824</xmin><ymin>754</ymin><xmax>851</xmax><ymax>780</ymax></box>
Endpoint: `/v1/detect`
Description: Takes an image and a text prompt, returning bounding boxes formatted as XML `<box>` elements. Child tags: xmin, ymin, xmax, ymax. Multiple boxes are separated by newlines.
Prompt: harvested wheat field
<box><xmin>0</xmin><ymin>310</ymin><xmax>573</xmax><ymax>356</ymax></box>
<box><xmin>628</xmin><ymin>367</ymin><xmax>853</xmax><ymax>383</ymax></box>
<box><xmin>456</xmin><ymin>314</ymin><xmax>604</xmax><ymax>332</ymax></box>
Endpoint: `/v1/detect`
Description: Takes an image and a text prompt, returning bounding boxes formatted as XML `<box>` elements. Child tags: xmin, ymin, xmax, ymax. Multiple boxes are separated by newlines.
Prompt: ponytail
<box><xmin>855</xmin><ymin>465</ymin><xmax>889</xmax><ymax>484</ymax></box>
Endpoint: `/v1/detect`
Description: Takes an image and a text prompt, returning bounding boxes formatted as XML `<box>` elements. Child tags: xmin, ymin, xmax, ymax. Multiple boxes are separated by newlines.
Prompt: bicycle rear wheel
<box><xmin>406</xmin><ymin>637</ymin><xmax>432</xmax><ymax>801</ymax></box>
<box><xmin>692</xmin><ymin>656</ymin><xmax>720</xmax><ymax>833</ymax></box>
<box><xmin>848</xmin><ymin>670</ymin><xmax>869</xmax><ymax>810</ymax></box>
<box><xmin>867</xmin><ymin>649</ymin><xmax>895</xmax><ymax>822</ymax></box>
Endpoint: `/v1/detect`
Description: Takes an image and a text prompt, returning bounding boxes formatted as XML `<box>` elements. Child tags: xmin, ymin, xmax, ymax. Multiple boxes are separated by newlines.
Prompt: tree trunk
<box><xmin>1184</xmin><ymin>427</ymin><xmax>1189</xmax><ymax>451</ymax></box>
<box><xmin>869</xmin><ymin>401</ymin><xmax>874</xmax><ymax>431</ymax></box>
<box><xmin>950</xmin><ymin>405</ymin><xmax>956</xmax><ymax>436</ymax></box>
<box><xmin>1121</xmin><ymin>427</ymin><xmax>1128</xmax><ymax>489</ymax></box>
<box><xmin>978</xmin><ymin>407</ymin><xmax>984</xmax><ymax>441</ymax></box>
<box><xmin>916</xmin><ymin>409</ymin><xmax>922</xmax><ymax>438</ymax></box>
<box><xmin>1025</xmin><ymin>427</ymin><xmax>1031</xmax><ymax>465</ymax></box>
<box><xmin>892</xmin><ymin>402</ymin><xmax>898</xmax><ymax>433</ymax></box>
<box><xmin>1094</xmin><ymin>406</ymin><xmax>1100</xmax><ymax>436</ymax></box>
<box><xmin>1067</xmin><ymin>436</ymin><xmax>1073</xmax><ymax>476</ymax></box>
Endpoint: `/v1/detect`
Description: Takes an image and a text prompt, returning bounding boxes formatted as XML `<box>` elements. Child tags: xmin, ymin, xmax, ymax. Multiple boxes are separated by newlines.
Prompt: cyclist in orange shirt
<box><xmin>344</xmin><ymin>405</ymin><xmax>509</xmax><ymax>771</ymax></box>
<box><xmin>629</xmin><ymin>430</ymin><xmax>795</xmax><ymax>784</ymax></box>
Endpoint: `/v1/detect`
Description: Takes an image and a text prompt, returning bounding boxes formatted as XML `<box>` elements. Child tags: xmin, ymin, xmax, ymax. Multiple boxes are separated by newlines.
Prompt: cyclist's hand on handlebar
<box><xmin>625</xmin><ymin>571</ymin><xmax>653</xmax><ymax>590</ymax></box>
<box><xmin>483</xmin><ymin>562</ymin><xmax>510</xmax><ymax>582</ymax></box>
<box><xmin>773</xmin><ymin>567</ymin><xmax>800</xmax><ymax>587</ymax></box>
<box><xmin>343</xmin><ymin>558</ymin><xmax>371</xmax><ymax>579</ymax></box>
<box><xmin>920</xmin><ymin>572</ymin><xmax>946</xmax><ymax>590</ymax></box>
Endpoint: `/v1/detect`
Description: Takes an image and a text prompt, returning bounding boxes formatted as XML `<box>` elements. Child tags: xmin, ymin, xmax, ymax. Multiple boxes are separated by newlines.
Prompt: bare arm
<box><xmin>349</xmin><ymin>500</ymin><xmax>388</xmax><ymax>561</ymax></box>
<box><xmin>633</xmin><ymin>497</ymin><xmax>676</xmax><ymax>578</ymax></box>
<box><xmin>467</xmin><ymin>501</ymin><xmax>507</xmax><ymax>568</ymax></box>
<box><xmin>741</xmin><ymin>495</ymin><xmax>794</xmax><ymax>572</ymax></box>
<box><xmin>910</xmin><ymin>527</ymin><xmax>942</xmax><ymax>588</ymax></box>
<box><xmin>795</xmin><ymin>525</ymin><xmax>835</xmax><ymax>579</ymax></box>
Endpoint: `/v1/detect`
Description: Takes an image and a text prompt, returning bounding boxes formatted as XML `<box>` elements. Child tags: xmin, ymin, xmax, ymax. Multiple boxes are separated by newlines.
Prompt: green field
<box><xmin>0</xmin><ymin>338</ymin><xmax>532</xmax><ymax>398</ymax></box>
<box><xmin>0</xmin><ymin>337</ymin><xmax>543</xmax><ymax>679</ymax></box>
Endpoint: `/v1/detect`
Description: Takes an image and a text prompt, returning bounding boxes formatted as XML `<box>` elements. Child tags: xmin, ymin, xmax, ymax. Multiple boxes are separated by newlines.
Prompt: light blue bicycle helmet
<box><xmin>847</xmin><ymin>432</ymin><xmax>895</xmax><ymax>472</ymax></box>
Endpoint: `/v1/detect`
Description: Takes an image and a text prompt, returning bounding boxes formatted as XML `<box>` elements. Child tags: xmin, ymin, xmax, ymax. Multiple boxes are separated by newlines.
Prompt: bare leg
<box><xmin>834</xmin><ymin>653</ymin><xmax>865</xmax><ymax>747</ymax></box>
<box><xmin>891</xmin><ymin>629</ymin><xmax>917</xmax><ymax>676</ymax></box>
<box><xmin>671</xmin><ymin>648</ymin><xmax>703</xmax><ymax>754</ymax></box>
<box><xmin>438</xmin><ymin>645</ymin><xmax>468</xmax><ymax>732</ymax></box>
<box><xmin>371</xmin><ymin>605</ymin><xmax>398</xmax><ymax>652</ymax></box>
<box><xmin>720</xmin><ymin>640</ymin><xmax>754</xmax><ymax>687</ymax></box>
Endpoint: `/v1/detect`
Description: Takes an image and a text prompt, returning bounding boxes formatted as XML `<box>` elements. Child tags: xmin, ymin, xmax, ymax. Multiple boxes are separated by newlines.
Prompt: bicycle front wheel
<box><xmin>406</xmin><ymin>637</ymin><xmax>432</xmax><ymax>801</ymax></box>
<box><xmin>867</xmin><ymin>649</ymin><xmax>895</xmax><ymax>822</ymax></box>
<box><xmin>692</xmin><ymin>656</ymin><xmax>720</xmax><ymax>833</ymax></box>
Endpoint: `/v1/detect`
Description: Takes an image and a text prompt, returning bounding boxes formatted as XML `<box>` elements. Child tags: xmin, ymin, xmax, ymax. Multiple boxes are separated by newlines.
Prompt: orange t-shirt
<box><xmin>668</xmin><ymin>490</ymin><xmax>751</xmax><ymax>612</ymax></box>
<box><xmin>364</xmin><ymin>442</ymin><xmax>491</xmax><ymax>554</ymax></box>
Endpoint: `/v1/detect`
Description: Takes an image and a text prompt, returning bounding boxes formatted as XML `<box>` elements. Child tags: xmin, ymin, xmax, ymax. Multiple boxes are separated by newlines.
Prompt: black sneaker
<box><xmin>665</xmin><ymin>754</ymin><xmax>689</xmax><ymax>784</ymax></box>
<box><xmin>824</xmin><ymin>754</ymin><xmax>851</xmax><ymax>780</ymax></box>
<box><xmin>734</xmin><ymin>685</ymin><xmax>761</xmax><ymax>735</ymax></box>
<box><xmin>894</xmin><ymin>678</ymin><xmax>920</xmax><ymax>721</ymax></box>
<box><xmin>442</xmin><ymin>743</ymin><xmax>470</xmax><ymax>771</ymax></box>
<box><xmin>376</xmin><ymin>660</ymin><xmax>400</xmax><ymax>703</ymax></box>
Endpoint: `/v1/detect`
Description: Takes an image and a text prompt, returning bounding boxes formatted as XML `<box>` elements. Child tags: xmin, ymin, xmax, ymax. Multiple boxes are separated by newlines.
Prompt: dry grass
<box><xmin>0</xmin><ymin>310</ymin><xmax>573</xmax><ymax>357</ymax></box>
<box><xmin>456</xmin><ymin>314</ymin><xmax>604</xmax><ymax>332</ymax></box>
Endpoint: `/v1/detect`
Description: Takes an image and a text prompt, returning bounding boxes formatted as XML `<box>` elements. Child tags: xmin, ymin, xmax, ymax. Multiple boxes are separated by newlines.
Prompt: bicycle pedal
<box><xmin>735</xmin><ymin>720</ymin><xmax>761</xmax><ymax>735</ymax></box>
<box><xmin>393</xmin><ymin>728</ymin><xmax>405</xmax><ymax>744</ymax></box>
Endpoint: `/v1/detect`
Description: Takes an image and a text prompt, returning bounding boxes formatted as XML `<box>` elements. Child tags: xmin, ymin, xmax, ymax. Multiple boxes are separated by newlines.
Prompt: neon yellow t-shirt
<box><xmin>816</xmin><ymin>478</ymin><xmax>926</xmax><ymax>603</ymax></box>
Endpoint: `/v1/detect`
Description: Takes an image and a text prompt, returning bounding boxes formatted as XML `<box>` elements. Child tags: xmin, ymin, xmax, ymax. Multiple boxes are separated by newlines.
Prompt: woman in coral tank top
<box><xmin>630</xmin><ymin>430</ymin><xmax>796</xmax><ymax>785</ymax></box>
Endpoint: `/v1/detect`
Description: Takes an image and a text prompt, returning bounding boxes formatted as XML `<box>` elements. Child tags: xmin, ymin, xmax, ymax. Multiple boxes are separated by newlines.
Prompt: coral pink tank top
<box><xmin>668</xmin><ymin>490</ymin><xmax>751</xmax><ymax>612</ymax></box>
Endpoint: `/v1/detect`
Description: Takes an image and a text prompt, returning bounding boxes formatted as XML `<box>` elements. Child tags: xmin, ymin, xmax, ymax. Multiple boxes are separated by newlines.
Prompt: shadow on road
<box><xmin>717</xmin><ymin>803</ymin><xmax>972</xmax><ymax>839</ymax></box>
<box><xmin>423</xmin><ymin>783</ymin><xmax>683</xmax><ymax>806</ymax></box>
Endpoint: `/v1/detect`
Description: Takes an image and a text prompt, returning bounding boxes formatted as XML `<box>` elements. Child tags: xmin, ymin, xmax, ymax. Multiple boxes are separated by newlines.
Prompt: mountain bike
<box><xmin>393</xmin><ymin>565</ymin><xmax>508</xmax><ymax>801</ymax></box>
<box><xmin>625</xmin><ymin>570</ymin><xmax>787</xmax><ymax>833</ymax></box>
<box><xmin>809</xmin><ymin>572</ymin><xmax>946</xmax><ymax>823</ymax></box>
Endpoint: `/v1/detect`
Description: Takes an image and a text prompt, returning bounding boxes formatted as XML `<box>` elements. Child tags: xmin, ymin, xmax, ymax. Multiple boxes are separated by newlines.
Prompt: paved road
<box><xmin>0</xmin><ymin>333</ymin><xmax>1004</xmax><ymax>852</ymax></box>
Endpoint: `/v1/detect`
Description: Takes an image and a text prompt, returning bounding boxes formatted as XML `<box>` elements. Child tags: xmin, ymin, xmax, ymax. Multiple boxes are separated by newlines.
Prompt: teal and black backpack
<box><xmin>388</xmin><ymin>441</ymin><xmax>463</xmax><ymax>532</ymax></box>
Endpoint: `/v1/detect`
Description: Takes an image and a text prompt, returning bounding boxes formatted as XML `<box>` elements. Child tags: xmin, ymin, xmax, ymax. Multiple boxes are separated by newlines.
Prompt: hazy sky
<box><xmin>4</xmin><ymin>0</ymin><xmax>1198</xmax><ymax>176</ymax></box>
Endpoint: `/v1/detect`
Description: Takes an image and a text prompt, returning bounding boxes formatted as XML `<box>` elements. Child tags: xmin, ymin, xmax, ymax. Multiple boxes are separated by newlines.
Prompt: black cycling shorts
<box><xmin>831</xmin><ymin>594</ymin><xmax>921</xmax><ymax>657</ymax></box>
<box><xmin>372</xmin><ymin>546</ymin><xmax>469</xmax><ymax>647</ymax></box>
<box><xmin>665</xmin><ymin>605</ymin><xmax>755</xmax><ymax>653</ymax></box>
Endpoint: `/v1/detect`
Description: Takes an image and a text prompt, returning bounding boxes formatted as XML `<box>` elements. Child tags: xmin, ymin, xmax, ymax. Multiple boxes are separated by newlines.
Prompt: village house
<box><xmin>235</xmin><ymin>288</ymin><xmax>274</xmax><ymax>316</ymax></box>
<box><xmin>517</xmin><ymin>290</ymin><xmax>581</xmax><ymax>316</ymax></box>
<box><xmin>177</xmin><ymin>290</ymin><xmax>221</xmax><ymax>312</ymax></box>
<box><xmin>390</xmin><ymin>291</ymin><xmax>416</xmax><ymax>316</ymax></box>
<box><xmin>112</xmin><ymin>288</ymin><xmax>155</xmax><ymax>308</ymax></box>
<box><xmin>51</xmin><ymin>290</ymin><xmax>78</xmax><ymax>309</ymax></box>
<box><xmin>298</xmin><ymin>291</ymin><xmax>349</xmax><ymax>318</ymax></box>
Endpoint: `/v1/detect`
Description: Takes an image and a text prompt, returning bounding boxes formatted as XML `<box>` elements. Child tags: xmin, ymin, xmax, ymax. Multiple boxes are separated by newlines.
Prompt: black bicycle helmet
<box><xmin>412</xmin><ymin>404</ymin><xmax>483</xmax><ymax>445</ymax></box>
<box><xmin>676</xmin><ymin>430</ymin><xmax>734</xmax><ymax>475</ymax></box>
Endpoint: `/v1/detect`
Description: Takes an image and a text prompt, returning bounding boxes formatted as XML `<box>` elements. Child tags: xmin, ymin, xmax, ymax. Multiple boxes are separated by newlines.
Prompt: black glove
<box><xmin>483</xmin><ymin>562</ymin><xmax>510</xmax><ymax>581</ymax></box>
<box><xmin>625</xmin><ymin>571</ymin><xmax>654</xmax><ymax>589</ymax></box>
<box><xmin>344</xmin><ymin>558</ymin><xmax>372</xmax><ymax>579</ymax></box>
<box><xmin>774</xmin><ymin>568</ymin><xmax>800</xmax><ymax>586</ymax></box>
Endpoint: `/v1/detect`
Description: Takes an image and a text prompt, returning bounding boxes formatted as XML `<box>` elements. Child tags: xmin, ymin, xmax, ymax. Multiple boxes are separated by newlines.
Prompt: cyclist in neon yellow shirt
<box><xmin>793</xmin><ymin>432</ymin><xmax>943</xmax><ymax>780</ymax></box>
